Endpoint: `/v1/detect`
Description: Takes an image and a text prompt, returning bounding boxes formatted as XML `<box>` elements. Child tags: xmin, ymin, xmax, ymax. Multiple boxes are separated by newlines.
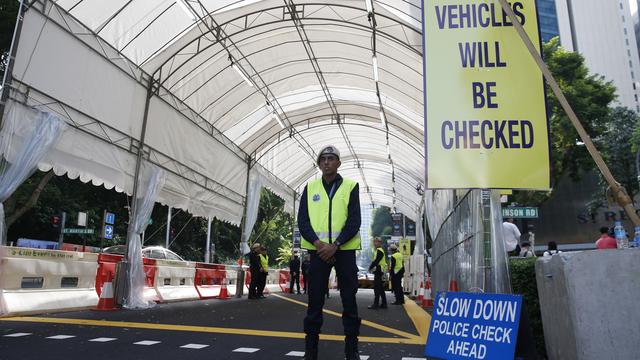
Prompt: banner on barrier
<box><xmin>423</xmin><ymin>0</ymin><xmax>550</xmax><ymax>189</ymax></box>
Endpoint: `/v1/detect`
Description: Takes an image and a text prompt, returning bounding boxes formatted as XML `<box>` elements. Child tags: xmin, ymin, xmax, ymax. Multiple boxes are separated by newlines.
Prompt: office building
<box><xmin>537</xmin><ymin>0</ymin><xmax>560</xmax><ymax>43</ymax></box>
<box><xmin>555</xmin><ymin>0</ymin><xmax>640</xmax><ymax>111</ymax></box>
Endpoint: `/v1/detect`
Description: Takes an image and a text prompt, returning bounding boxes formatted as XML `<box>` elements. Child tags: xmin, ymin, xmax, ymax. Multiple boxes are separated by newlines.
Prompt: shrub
<box><xmin>509</xmin><ymin>257</ymin><xmax>546</xmax><ymax>358</ymax></box>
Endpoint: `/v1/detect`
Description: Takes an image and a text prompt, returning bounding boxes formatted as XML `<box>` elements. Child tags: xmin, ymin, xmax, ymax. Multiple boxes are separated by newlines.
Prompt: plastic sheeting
<box><xmin>124</xmin><ymin>162</ymin><xmax>166</xmax><ymax>309</ymax></box>
<box><xmin>240</xmin><ymin>166</ymin><xmax>260</xmax><ymax>256</ymax></box>
<box><xmin>427</xmin><ymin>189</ymin><xmax>511</xmax><ymax>295</ymax></box>
<box><xmin>2</xmin><ymin>0</ymin><xmax>425</xmax><ymax>225</ymax></box>
<box><xmin>0</xmin><ymin>108</ymin><xmax>65</xmax><ymax>245</ymax></box>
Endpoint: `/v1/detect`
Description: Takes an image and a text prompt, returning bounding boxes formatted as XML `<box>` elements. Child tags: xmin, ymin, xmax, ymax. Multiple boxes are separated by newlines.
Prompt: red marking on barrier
<box><xmin>279</xmin><ymin>270</ymin><xmax>291</xmax><ymax>293</ymax></box>
<box><xmin>195</xmin><ymin>266</ymin><xmax>226</xmax><ymax>299</ymax></box>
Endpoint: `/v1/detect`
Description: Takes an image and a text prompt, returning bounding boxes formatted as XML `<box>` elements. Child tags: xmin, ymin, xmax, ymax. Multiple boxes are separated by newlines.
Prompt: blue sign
<box><xmin>105</xmin><ymin>212</ymin><xmax>115</xmax><ymax>224</ymax></box>
<box><xmin>104</xmin><ymin>225</ymin><xmax>114</xmax><ymax>239</ymax></box>
<box><xmin>425</xmin><ymin>292</ymin><xmax>522</xmax><ymax>360</ymax></box>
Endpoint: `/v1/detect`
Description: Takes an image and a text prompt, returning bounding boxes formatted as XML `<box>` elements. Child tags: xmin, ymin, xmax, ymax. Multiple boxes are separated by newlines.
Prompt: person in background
<box><xmin>595</xmin><ymin>226</ymin><xmax>617</xmax><ymax>249</ymax></box>
<box><xmin>502</xmin><ymin>218</ymin><xmax>521</xmax><ymax>256</ymax></box>
<box><xmin>519</xmin><ymin>241</ymin><xmax>535</xmax><ymax>257</ymax></box>
<box><xmin>367</xmin><ymin>237</ymin><xmax>387</xmax><ymax>310</ymax></box>
<box><xmin>289</xmin><ymin>251</ymin><xmax>302</xmax><ymax>294</ymax></box>
<box><xmin>301</xmin><ymin>254</ymin><xmax>310</xmax><ymax>294</ymax></box>
<box><xmin>389</xmin><ymin>244</ymin><xmax>405</xmax><ymax>305</ymax></box>
<box><xmin>543</xmin><ymin>241</ymin><xmax>562</xmax><ymax>257</ymax></box>
<box><xmin>248</xmin><ymin>242</ymin><xmax>261</xmax><ymax>299</ymax></box>
<box><xmin>257</xmin><ymin>246</ymin><xmax>269</xmax><ymax>298</ymax></box>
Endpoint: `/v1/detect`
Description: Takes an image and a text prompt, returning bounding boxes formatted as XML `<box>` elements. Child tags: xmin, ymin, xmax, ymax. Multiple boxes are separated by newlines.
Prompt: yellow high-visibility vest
<box><xmin>391</xmin><ymin>252</ymin><xmax>403</xmax><ymax>273</ymax></box>
<box><xmin>259</xmin><ymin>253</ymin><xmax>269</xmax><ymax>271</ymax></box>
<box><xmin>302</xmin><ymin>178</ymin><xmax>361</xmax><ymax>250</ymax></box>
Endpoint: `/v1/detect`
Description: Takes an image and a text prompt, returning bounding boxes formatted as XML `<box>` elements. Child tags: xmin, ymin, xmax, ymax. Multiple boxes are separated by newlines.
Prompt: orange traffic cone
<box><xmin>95</xmin><ymin>282</ymin><xmax>117</xmax><ymax>311</ymax></box>
<box><xmin>422</xmin><ymin>279</ymin><xmax>433</xmax><ymax>308</ymax></box>
<box><xmin>417</xmin><ymin>281</ymin><xmax>424</xmax><ymax>302</ymax></box>
<box><xmin>218</xmin><ymin>281</ymin><xmax>231</xmax><ymax>300</ymax></box>
<box><xmin>449</xmin><ymin>279</ymin><xmax>459</xmax><ymax>292</ymax></box>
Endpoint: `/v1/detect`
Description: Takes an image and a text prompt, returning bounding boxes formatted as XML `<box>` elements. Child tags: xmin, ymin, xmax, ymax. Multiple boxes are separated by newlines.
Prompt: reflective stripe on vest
<box><xmin>301</xmin><ymin>178</ymin><xmax>361</xmax><ymax>251</ymax></box>
<box><xmin>392</xmin><ymin>252</ymin><xmax>403</xmax><ymax>273</ymax></box>
<box><xmin>375</xmin><ymin>247</ymin><xmax>387</xmax><ymax>269</ymax></box>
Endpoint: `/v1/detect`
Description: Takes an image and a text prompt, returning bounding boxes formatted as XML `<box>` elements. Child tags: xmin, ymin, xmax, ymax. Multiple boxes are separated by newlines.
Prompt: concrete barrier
<box><xmin>153</xmin><ymin>259</ymin><xmax>199</xmax><ymax>302</ymax></box>
<box><xmin>0</xmin><ymin>246</ymin><xmax>99</xmax><ymax>316</ymax></box>
<box><xmin>535</xmin><ymin>250</ymin><xmax>640</xmax><ymax>360</ymax></box>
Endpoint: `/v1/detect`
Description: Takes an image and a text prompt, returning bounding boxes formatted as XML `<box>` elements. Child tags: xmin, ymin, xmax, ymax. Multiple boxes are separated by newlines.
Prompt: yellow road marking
<box><xmin>271</xmin><ymin>293</ymin><xmax>422</xmax><ymax>341</ymax></box>
<box><xmin>0</xmin><ymin>316</ymin><xmax>423</xmax><ymax>344</ymax></box>
<box><xmin>402</xmin><ymin>296</ymin><xmax>431</xmax><ymax>341</ymax></box>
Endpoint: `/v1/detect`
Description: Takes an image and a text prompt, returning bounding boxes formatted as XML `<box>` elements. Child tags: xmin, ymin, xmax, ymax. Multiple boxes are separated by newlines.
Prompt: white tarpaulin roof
<box><xmin>4</xmin><ymin>0</ymin><xmax>425</xmax><ymax>223</ymax></box>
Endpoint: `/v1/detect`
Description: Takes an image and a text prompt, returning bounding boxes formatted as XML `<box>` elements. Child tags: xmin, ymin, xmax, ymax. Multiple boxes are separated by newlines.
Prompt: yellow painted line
<box><xmin>271</xmin><ymin>293</ymin><xmax>420</xmax><ymax>340</ymax></box>
<box><xmin>403</xmin><ymin>296</ymin><xmax>431</xmax><ymax>342</ymax></box>
<box><xmin>0</xmin><ymin>316</ymin><xmax>423</xmax><ymax>345</ymax></box>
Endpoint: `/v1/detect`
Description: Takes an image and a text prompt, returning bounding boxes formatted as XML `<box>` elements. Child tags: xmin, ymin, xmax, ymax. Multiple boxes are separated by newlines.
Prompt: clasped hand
<box><xmin>315</xmin><ymin>241</ymin><xmax>337</xmax><ymax>264</ymax></box>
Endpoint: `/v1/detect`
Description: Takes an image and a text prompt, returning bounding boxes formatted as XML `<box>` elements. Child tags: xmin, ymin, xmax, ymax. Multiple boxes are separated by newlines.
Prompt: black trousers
<box><xmin>257</xmin><ymin>271</ymin><xmax>267</xmax><ymax>296</ymax></box>
<box><xmin>302</xmin><ymin>272</ymin><xmax>308</xmax><ymax>293</ymax></box>
<box><xmin>249</xmin><ymin>269</ymin><xmax>259</xmax><ymax>298</ymax></box>
<box><xmin>391</xmin><ymin>269</ymin><xmax>405</xmax><ymax>303</ymax></box>
<box><xmin>304</xmin><ymin>250</ymin><xmax>361</xmax><ymax>337</ymax></box>
<box><xmin>290</xmin><ymin>272</ymin><xmax>300</xmax><ymax>293</ymax></box>
<box><xmin>373</xmin><ymin>270</ymin><xmax>387</xmax><ymax>306</ymax></box>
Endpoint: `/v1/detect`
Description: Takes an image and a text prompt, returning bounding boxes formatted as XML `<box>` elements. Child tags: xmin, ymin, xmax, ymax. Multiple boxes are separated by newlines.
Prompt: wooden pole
<box><xmin>497</xmin><ymin>0</ymin><xmax>640</xmax><ymax>226</ymax></box>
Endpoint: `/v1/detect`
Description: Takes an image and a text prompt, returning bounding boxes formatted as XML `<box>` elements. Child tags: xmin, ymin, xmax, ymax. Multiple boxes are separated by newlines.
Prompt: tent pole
<box><xmin>165</xmin><ymin>206</ymin><xmax>172</xmax><ymax>248</ymax></box>
<box><xmin>238</xmin><ymin>156</ymin><xmax>252</xmax><ymax>254</ymax></box>
<box><xmin>115</xmin><ymin>77</ymin><xmax>154</xmax><ymax>305</ymax></box>
<box><xmin>205</xmin><ymin>217</ymin><xmax>212</xmax><ymax>263</ymax></box>
<box><xmin>0</xmin><ymin>0</ymin><xmax>26</xmax><ymax>128</ymax></box>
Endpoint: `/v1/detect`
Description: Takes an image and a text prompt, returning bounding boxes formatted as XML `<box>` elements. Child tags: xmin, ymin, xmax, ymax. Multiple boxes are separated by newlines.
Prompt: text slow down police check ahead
<box><xmin>425</xmin><ymin>292</ymin><xmax>522</xmax><ymax>360</ymax></box>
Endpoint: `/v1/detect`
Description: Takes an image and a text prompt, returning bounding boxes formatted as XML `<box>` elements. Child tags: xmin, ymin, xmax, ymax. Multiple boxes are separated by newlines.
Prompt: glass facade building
<box><xmin>537</xmin><ymin>0</ymin><xmax>560</xmax><ymax>43</ymax></box>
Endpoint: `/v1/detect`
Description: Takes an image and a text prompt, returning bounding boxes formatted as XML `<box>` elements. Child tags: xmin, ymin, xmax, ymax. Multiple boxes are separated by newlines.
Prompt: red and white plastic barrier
<box><xmin>194</xmin><ymin>263</ymin><xmax>226</xmax><ymax>299</ymax></box>
<box><xmin>153</xmin><ymin>259</ymin><xmax>199</xmax><ymax>302</ymax></box>
<box><xmin>0</xmin><ymin>246</ymin><xmax>99</xmax><ymax>316</ymax></box>
<box><xmin>279</xmin><ymin>270</ymin><xmax>291</xmax><ymax>293</ymax></box>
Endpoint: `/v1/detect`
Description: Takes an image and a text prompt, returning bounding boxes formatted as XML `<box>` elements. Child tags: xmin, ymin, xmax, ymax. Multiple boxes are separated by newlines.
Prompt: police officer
<box><xmin>368</xmin><ymin>237</ymin><xmax>387</xmax><ymax>309</ymax></box>
<box><xmin>289</xmin><ymin>251</ymin><xmax>302</xmax><ymax>294</ymax></box>
<box><xmin>248</xmin><ymin>242</ymin><xmax>261</xmax><ymax>299</ymax></box>
<box><xmin>257</xmin><ymin>246</ymin><xmax>269</xmax><ymax>298</ymax></box>
<box><xmin>298</xmin><ymin>145</ymin><xmax>361</xmax><ymax>360</ymax></box>
<box><xmin>389</xmin><ymin>244</ymin><xmax>405</xmax><ymax>305</ymax></box>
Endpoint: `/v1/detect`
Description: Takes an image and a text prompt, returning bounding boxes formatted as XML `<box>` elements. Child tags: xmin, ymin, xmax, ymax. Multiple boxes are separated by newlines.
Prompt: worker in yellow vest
<box><xmin>298</xmin><ymin>145</ymin><xmax>361</xmax><ymax>360</ymax></box>
<box><xmin>367</xmin><ymin>237</ymin><xmax>387</xmax><ymax>309</ymax></box>
<box><xmin>257</xmin><ymin>246</ymin><xmax>269</xmax><ymax>299</ymax></box>
<box><xmin>389</xmin><ymin>244</ymin><xmax>405</xmax><ymax>305</ymax></box>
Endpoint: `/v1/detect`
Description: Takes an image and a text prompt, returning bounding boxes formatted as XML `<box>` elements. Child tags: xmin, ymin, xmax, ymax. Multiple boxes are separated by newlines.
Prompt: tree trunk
<box><xmin>6</xmin><ymin>171</ymin><xmax>54</xmax><ymax>227</ymax></box>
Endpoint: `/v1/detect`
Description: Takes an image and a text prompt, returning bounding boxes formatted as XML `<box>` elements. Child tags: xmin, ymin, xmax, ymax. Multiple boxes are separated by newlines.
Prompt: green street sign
<box><xmin>502</xmin><ymin>207</ymin><xmax>539</xmax><ymax>219</ymax></box>
<box><xmin>62</xmin><ymin>228</ymin><xmax>95</xmax><ymax>234</ymax></box>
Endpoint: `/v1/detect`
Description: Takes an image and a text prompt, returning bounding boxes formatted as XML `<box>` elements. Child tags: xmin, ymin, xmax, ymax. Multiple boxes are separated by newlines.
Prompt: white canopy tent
<box><xmin>1</xmin><ymin>0</ymin><xmax>425</xmax><ymax>230</ymax></box>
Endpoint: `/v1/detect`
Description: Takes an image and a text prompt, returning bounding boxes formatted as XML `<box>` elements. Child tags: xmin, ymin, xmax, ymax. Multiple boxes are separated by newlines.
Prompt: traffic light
<box><xmin>50</xmin><ymin>215</ymin><xmax>61</xmax><ymax>228</ymax></box>
<box><xmin>170</xmin><ymin>228</ymin><xmax>176</xmax><ymax>237</ymax></box>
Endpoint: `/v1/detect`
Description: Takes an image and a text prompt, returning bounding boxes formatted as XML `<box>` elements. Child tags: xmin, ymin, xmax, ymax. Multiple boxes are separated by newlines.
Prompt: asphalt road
<box><xmin>0</xmin><ymin>289</ymin><xmax>430</xmax><ymax>360</ymax></box>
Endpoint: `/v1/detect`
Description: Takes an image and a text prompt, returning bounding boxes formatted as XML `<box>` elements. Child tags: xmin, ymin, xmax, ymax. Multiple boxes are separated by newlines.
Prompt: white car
<box><xmin>102</xmin><ymin>245</ymin><xmax>185</xmax><ymax>261</ymax></box>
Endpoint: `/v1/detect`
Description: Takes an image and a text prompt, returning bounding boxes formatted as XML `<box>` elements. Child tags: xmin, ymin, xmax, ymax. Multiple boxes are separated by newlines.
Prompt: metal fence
<box><xmin>426</xmin><ymin>189</ymin><xmax>511</xmax><ymax>295</ymax></box>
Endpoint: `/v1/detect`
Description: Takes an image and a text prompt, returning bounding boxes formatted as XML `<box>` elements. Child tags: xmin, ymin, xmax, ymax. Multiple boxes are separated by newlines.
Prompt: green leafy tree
<box><xmin>588</xmin><ymin>107</ymin><xmax>640</xmax><ymax>209</ymax></box>
<box><xmin>0</xmin><ymin>0</ymin><xmax>19</xmax><ymax>78</ymax></box>
<box><xmin>276</xmin><ymin>240</ymin><xmax>293</xmax><ymax>267</ymax></box>
<box><xmin>370</xmin><ymin>206</ymin><xmax>391</xmax><ymax>238</ymax></box>
<box><xmin>514</xmin><ymin>37</ymin><xmax>617</xmax><ymax>205</ymax></box>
